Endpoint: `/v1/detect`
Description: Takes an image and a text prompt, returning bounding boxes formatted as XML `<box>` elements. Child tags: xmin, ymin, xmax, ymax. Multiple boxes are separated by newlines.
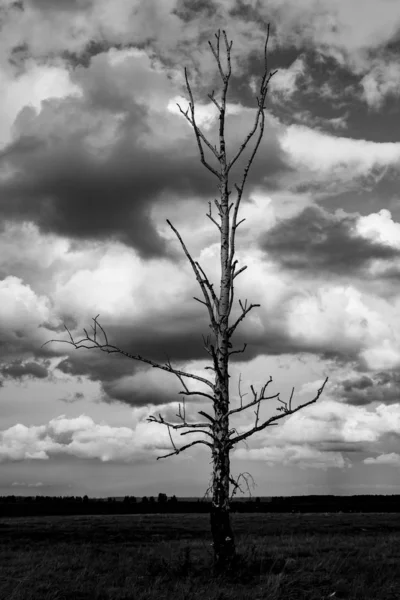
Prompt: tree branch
<box><xmin>177</xmin><ymin>68</ymin><xmax>221</xmax><ymax>179</ymax></box>
<box><xmin>229</xmin><ymin>471</ymin><xmax>256</xmax><ymax>501</ymax></box>
<box><xmin>42</xmin><ymin>315</ymin><xmax>215</xmax><ymax>390</ymax></box>
<box><xmin>147</xmin><ymin>413</ymin><xmax>212</xmax><ymax>432</ymax></box>
<box><xmin>228</xmin><ymin>342</ymin><xmax>247</xmax><ymax>357</ymax></box>
<box><xmin>178</xmin><ymin>390</ymin><xmax>216</xmax><ymax>402</ymax></box>
<box><xmin>166</xmin><ymin>220</ymin><xmax>219</xmax><ymax>330</ymax></box>
<box><xmin>155</xmin><ymin>438</ymin><xmax>212</xmax><ymax>460</ymax></box>
<box><xmin>228</xmin><ymin>377</ymin><xmax>329</xmax><ymax>448</ymax></box>
<box><xmin>207</xmin><ymin>200</ymin><xmax>222</xmax><ymax>232</ymax></box>
<box><xmin>227</xmin><ymin>23</ymin><xmax>278</xmax><ymax>284</ymax></box>
<box><xmin>198</xmin><ymin>410</ymin><xmax>216</xmax><ymax>424</ymax></box>
<box><xmin>227</xmin><ymin>299</ymin><xmax>260</xmax><ymax>337</ymax></box>
<box><xmin>228</xmin><ymin>375</ymin><xmax>275</xmax><ymax>417</ymax></box>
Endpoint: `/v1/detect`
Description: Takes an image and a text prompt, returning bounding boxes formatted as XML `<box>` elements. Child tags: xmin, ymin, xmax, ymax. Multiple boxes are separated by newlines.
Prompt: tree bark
<box><xmin>210</xmin><ymin>176</ymin><xmax>236</xmax><ymax>574</ymax></box>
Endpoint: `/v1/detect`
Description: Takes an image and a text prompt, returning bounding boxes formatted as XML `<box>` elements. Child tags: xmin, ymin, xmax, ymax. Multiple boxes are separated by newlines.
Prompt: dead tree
<box><xmin>43</xmin><ymin>26</ymin><xmax>328</xmax><ymax>575</ymax></box>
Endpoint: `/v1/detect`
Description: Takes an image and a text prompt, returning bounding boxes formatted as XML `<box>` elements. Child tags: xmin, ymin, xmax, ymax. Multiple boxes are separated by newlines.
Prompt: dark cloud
<box><xmin>0</xmin><ymin>360</ymin><xmax>49</xmax><ymax>380</ymax></box>
<box><xmin>59</xmin><ymin>391</ymin><xmax>84</xmax><ymax>404</ymax></box>
<box><xmin>100</xmin><ymin>378</ymin><xmax>180</xmax><ymax>407</ymax></box>
<box><xmin>0</xmin><ymin>67</ymin><xmax>287</xmax><ymax>260</ymax></box>
<box><xmin>259</xmin><ymin>205</ymin><xmax>400</xmax><ymax>275</ymax></box>
<box><xmin>339</xmin><ymin>371</ymin><xmax>400</xmax><ymax>406</ymax></box>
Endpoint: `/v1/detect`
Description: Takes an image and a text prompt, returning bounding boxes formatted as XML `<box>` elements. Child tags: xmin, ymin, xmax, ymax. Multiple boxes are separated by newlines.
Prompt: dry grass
<box><xmin>1</xmin><ymin>512</ymin><xmax>399</xmax><ymax>599</ymax></box>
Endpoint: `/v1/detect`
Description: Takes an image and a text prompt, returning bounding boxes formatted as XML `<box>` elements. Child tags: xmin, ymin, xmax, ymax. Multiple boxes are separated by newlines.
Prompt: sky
<box><xmin>1</xmin><ymin>0</ymin><xmax>400</xmax><ymax>499</ymax></box>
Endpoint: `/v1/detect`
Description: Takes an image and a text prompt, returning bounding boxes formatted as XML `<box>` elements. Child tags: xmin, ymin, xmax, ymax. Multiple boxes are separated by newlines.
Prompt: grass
<box><xmin>1</xmin><ymin>512</ymin><xmax>400</xmax><ymax>599</ymax></box>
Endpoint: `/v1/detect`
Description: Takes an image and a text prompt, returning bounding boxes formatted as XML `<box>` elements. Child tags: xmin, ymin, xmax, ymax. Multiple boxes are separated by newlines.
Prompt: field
<box><xmin>1</xmin><ymin>512</ymin><xmax>399</xmax><ymax>600</ymax></box>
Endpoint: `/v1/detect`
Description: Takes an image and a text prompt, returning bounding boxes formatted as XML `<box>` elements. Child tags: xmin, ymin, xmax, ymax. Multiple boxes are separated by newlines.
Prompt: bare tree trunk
<box><xmin>209</xmin><ymin>69</ymin><xmax>237</xmax><ymax>572</ymax></box>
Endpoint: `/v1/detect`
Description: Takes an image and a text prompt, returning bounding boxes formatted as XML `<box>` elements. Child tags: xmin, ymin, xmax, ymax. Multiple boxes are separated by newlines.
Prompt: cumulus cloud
<box><xmin>0</xmin><ymin>45</ymin><xmax>286</xmax><ymax>258</ymax></box>
<box><xmin>279</xmin><ymin>123</ymin><xmax>400</xmax><ymax>194</ymax></box>
<box><xmin>268</xmin><ymin>57</ymin><xmax>308</xmax><ymax>99</ymax></box>
<box><xmin>356</xmin><ymin>209</ymin><xmax>400</xmax><ymax>250</ymax></box>
<box><xmin>364</xmin><ymin>452</ymin><xmax>400</xmax><ymax>466</ymax></box>
<box><xmin>360</xmin><ymin>59</ymin><xmax>400</xmax><ymax>110</ymax></box>
<box><xmin>260</xmin><ymin>205</ymin><xmax>400</xmax><ymax>275</ymax></box>
<box><xmin>337</xmin><ymin>371</ymin><xmax>400</xmax><ymax>406</ymax></box>
<box><xmin>232</xmin><ymin>398</ymin><xmax>400</xmax><ymax>468</ymax></box>
<box><xmin>285</xmin><ymin>284</ymin><xmax>400</xmax><ymax>368</ymax></box>
<box><xmin>0</xmin><ymin>59</ymin><xmax>80</xmax><ymax>148</ymax></box>
<box><xmin>0</xmin><ymin>276</ymin><xmax>59</xmax><ymax>354</ymax></box>
<box><xmin>0</xmin><ymin>411</ymin><xmax>210</xmax><ymax>463</ymax></box>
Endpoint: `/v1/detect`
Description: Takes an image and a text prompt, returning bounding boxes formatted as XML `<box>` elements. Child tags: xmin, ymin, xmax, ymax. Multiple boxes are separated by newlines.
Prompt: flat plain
<box><xmin>1</xmin><ymin>512</ymin><xmax>399</xmax><ymax>600</ymax></box>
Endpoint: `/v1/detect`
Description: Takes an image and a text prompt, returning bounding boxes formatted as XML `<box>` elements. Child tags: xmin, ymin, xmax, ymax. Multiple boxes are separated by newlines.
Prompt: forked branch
<box><xmin>42</xmin><ymin>315</ymin><xmax>215</xmax><ymax>390</ymax></box>
<box><xmin>177</xmin><ymin>68</ymin><xmax>221</xmax><ymax>179</ymax></box>
<box><xmin>228</xmin><ymin>299</ymin><xmax>260</xmax><ymax>337</ymax></box>
<box><xmin>167</xmin><ymin>219</ymin><xmax>220</xmax><ymax>324</ymax></box>
<box><xmin>228</xmin><ymin>377</ymin><xmax>329</xmax><ymax>449</ymax></box>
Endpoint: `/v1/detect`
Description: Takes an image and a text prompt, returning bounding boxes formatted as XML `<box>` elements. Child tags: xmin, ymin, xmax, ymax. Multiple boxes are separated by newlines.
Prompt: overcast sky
<box><xmin>1</xmin><ymin>0</ymin><xmax>400</xmax><ymax>499</ymax></box>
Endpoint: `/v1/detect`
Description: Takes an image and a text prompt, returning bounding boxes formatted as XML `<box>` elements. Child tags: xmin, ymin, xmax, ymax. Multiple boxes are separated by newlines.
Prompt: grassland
<box><xmin>1</xmin><ymin>512</ymin><xmax>399</xmax><ymax>599</ymax></box>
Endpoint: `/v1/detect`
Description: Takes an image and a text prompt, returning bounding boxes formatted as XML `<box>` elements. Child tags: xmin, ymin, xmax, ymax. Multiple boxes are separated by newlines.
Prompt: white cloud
<box><xmin>286</xmin><ymin>285</ymin><xmax>393</xmax><ymax>358</ymax></box>
<box><xmin>0</xmin><ymin>60</ymin><xmax>80</xmax><ymax>148</ymax></box>
<box><xmin>52</xmin><ymin>245</ymin><xmax>195</xmax><ymax>325</ymax></box>
<box><xmin>356</xmin><ymin>209</ymin><xmax>400</xmax><ymax>250</ymax></box>
<box><xmin>232</xmin><ymin>398</ymin><xmax>400</xmax><ymax>468</ymax></box>
<box><xmin>269</xmin><ymin>57</ymin><xmax>307</xmax><ymax>99</ymax></box>
<box><xmin>360</xmin><ymin>340</ymin><xmax>400</xmax><ymax>371</ymax></box>
<box><xmin>364</xmin><ymin>452</ymin><xmax>400</xmax><ymax>466</ymax></box>
<box><xmin>360</xmin><ymin>60</ymin><xmax>400</xmax><ymax>109</ymax></box>
<box><xmin>280</xmin><ymin>124</ymin><xmax>400</xmax><ymax>179</ymax></box>
<box><xmin>0</xmin><ymin>221</ymin><xmax>70</xmax><ymax>288</ymax></box>
<box><xmin>0</xmin><ymin>412</ymin><xmax>209</xmax><ymax>464</ymax></box>
<box><xmin>0</xmin><ymin>276</ymin><xmax>58</xmax><ymax>346</ymax></box>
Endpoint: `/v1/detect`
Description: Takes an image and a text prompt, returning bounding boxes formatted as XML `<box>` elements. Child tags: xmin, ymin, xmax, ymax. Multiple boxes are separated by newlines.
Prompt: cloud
<box><xmin>11</xmin><ymin>481</ymin><xmax>44</xmax><ymax>488</ymax></box>
<box><xmin>59</xmin><ymin>391</ymin><xmax>84</xmax><ymax>404</ymax></box>
<box><xmin>337</xmin><ymin>371</ymin><xmax>400</xmax><ymax>406</ymax></box>
<box><xmin>232</xmin><ymin>397</ymin><xmax>400</xmax><ymax>467</ymax></box>
<box><xmin>0</xmin><ymin>411</ymin><xmax>210</xmax><ymax>463</ymax></box>
<box><xmin>268</xmin><ymin>57</ymin><xmax>307</xmax><ymax>99</ymax></box>
<box><xmin>0</xmin><ymin>45</ymin><xmax>286</xmax><ymax>258</ymax></box>
<box><xmin>266</xmin><ymin>0</ymin><xmax>400</xmax><ymax>70</ymax></box>
<box><xmin>279</xmin><ymin>123</ymin><xmax>400</xmax><ymax>194</ymax></box>
<box><xmin>356</xmin><ymin>209</ymin><xmax>400</xmax><ymax>250</ymax></box>
<box><xmin>285</xmin><ymin>284</ymin><xmax>400</xmax><ymax>366</ymax></box>
<box><xmin>0</xmin><ymin>59</ymin><xmax>80</xmax><ymax>148</ymax></box>
<box><xmin>259</xmin><ymin>205</ymin><xmax>400</xmax><ymax>275</ymax></box>
<box><xmin>364</xmin><ymin>452</ymin><xmax>400</xmax><ymax>466</ymax></box>
<box><xmin>291</xmin><ymin>109</ymin><xmax>349</xmax><ymax>132</ymax></box>
<box><xmin>37</xmin><ymin>215</ymin><xmax>400</xmax><ymax>392</ymax></box>
<box><xmin>100</xmin><ymin>370</ymin><xmax>183</xmax><ymax>407</ymax></box>
<box><xmin>233</xmin><ymin>444</ymin><xmax>349</xmax><ymax>470</ymax></box>
<box><xmin>360</xmin><ymin>59</ymin><xmax>400</xmax><ymax>110</ymax></box>
<box><xmin>0</xmin><ymin>359</ymin><xmax>49</xmax><ymax>380</ymax></box>
<box><xmin>0</xmin><ymin>276</ymin><xmax>59</xmax><ymax>355</ymax></box>
<box><xmin>0</xmin><ymin>0</ymin><xmax>275</xmax><ymax>88</ymax></box>
<box><xmin>0</xmin><ymin>221</ymin><xmax>71</xmax><ymax>292</ymax></box>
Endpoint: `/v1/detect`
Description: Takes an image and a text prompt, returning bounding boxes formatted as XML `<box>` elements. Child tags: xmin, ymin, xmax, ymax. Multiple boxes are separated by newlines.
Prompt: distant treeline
<box><xmin>0</xmin><ymin>494</ymin><xmax>400</xmax><ymax>517</ymax></box>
